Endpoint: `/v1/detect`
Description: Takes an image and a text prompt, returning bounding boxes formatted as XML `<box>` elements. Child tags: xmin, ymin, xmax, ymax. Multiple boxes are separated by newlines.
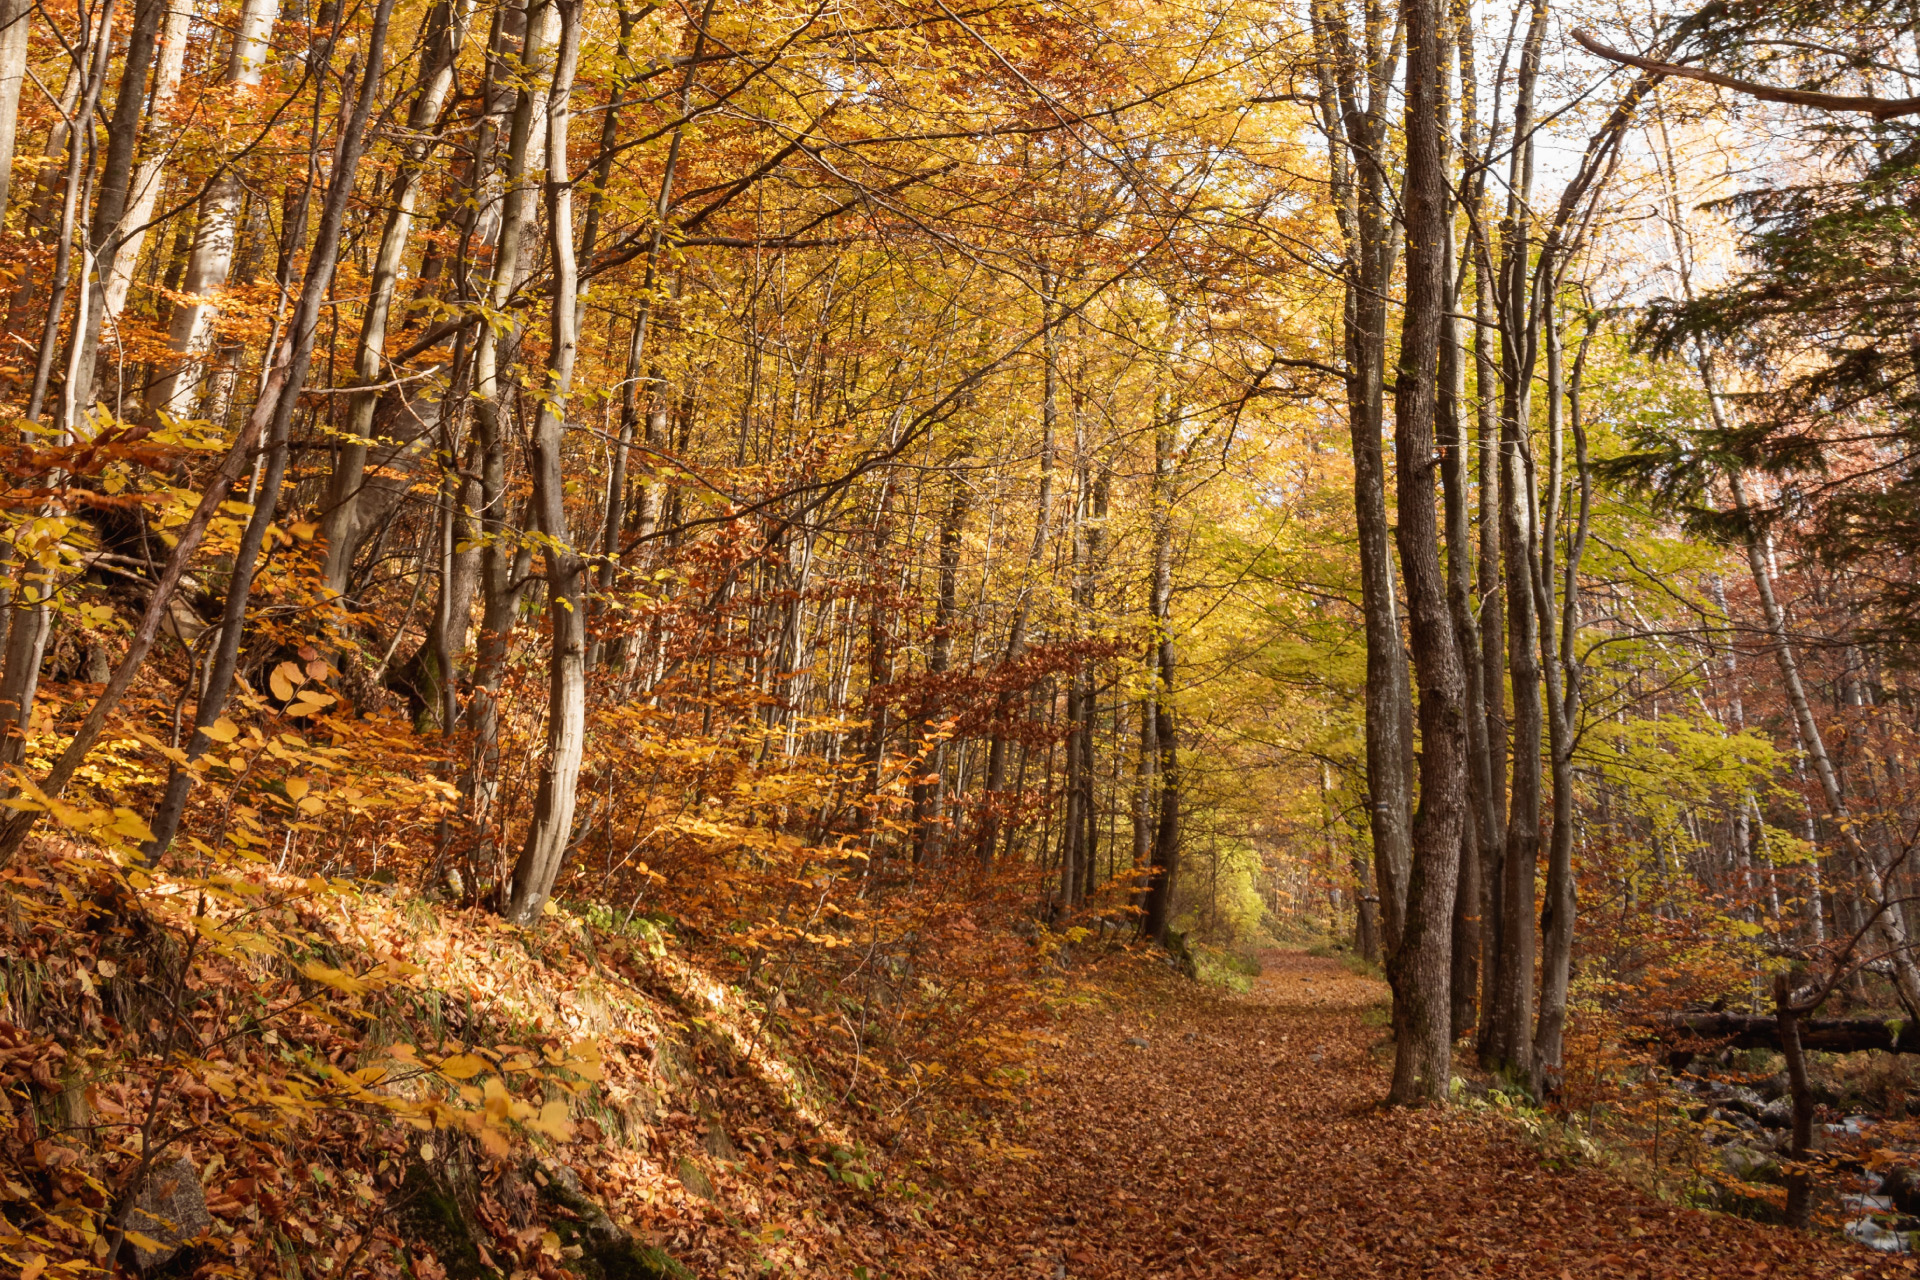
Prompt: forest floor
<box><xmin>948</xmin><ymin>949</ymin><xmax>1915</xmax><ymax>1279</ymax></box>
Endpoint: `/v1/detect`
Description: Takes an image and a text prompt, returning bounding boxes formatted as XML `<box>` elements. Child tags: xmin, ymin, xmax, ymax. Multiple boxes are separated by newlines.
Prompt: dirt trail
<box><xmin>954</xmin><ymin>949</ymin><xmax>1910</xmax><ymax>1278</ymax></box>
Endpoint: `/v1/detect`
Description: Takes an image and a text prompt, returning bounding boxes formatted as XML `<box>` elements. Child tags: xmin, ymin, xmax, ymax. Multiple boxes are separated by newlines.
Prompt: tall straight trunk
<box><xmin>913</xmin><ymin>467</ymin><xmax>968</xmax><ymax>860</ymax></box>
<box><xmin>25</xmin><ymin>0</ymin><xmax>124</xmax><ymax>423</ymax></box>
<box><xmin>0</xmin><ymin>0</ymin><xmax>32</xmax><ymax>226</ymax></box>
<box><xmin>1386</xmin><ymin>0</ymin><xmax>1468</xmax><ymax>1105</ymax></box>
<box><xmin>1314</xmin><ymin>0</ymin><xmax>1411</xmax><ymax>954</ymax></box>
<box><xmin>464</xmin><ymin>0</ymin><xmax>555</xmax><ymax>810</ymax></box>
<box><xmin>1533</xmin><ymin>314</ymin><xmax>1596</xmax><ymax>1084</ymax></box>
<box><xmin>1141</xmin><ymin>371</ymin><xmax>1180</xmax><ymax>945</ymax></box>
<box><xmin>1440</xmin><ymin>0</ymin><xmax>1485</xmax><ymax>1041</ymax></box>
<box><xmin>66</xmin><ymin>0</ymin><xmax>169</xmax><ymax>419</ymax></box>
<box><xmin>1078</xmin><ymin>463</ymin><xmax>1109</xmax><ymax>900</ymax></box>
<box><xmin>142</xmin><ymin>0</ymin><xmax>401</xmax><ymax>858</ymax></box>
<box><xmin>1440</xmin><ymin>205</ymin><xmax>1484</xmax><ymax>1043</ymax></box>
<box><xmin>983</xmin><ymin>285</ymin><xmax>1059</xmax><ymax>860</ymax></box>
<box><xmin>502</xmin><ymin>0</ymin><xmax>583</xmax><ymax>925</ymax></box>
<box><xmin>1484</xmin><ymin>0</ymin><xmax>1549</xmax><ymax>1080</ymax></box>
<box><xmin>320</xmin><ymin>0</ymin><xmax>471</xmax><ymax>598</ymax></box>
<box><xmin>101</xmin><ymin>0</ymin><xmax>193</xmax><ymax>329</ymax></box>
<box><xmin>146</xmin><ymin>0</ymin><xmax>282</xmax><ymax>418</ymax></box>
<box><xmin>1472</xmin><ymin>241</ymin><xmax>1507</xmax><ymax>1053</ymax></box>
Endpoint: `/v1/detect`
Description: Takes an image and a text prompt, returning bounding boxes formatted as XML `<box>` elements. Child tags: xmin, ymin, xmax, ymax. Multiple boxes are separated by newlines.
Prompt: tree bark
<box><xmin>320</xmin><ymin>0</ymin><xmax>471</xmax><ymax>598</ymax></box>
<box><xmin>145</xmin><ymin>0</ymin><xmax>282</xmax><ymax>419</ymax></box>
<box><xmin>1386</xmin><ymin>0</ymin><xmax>1468</xmax><ymax>1105</ymax></box>
<box><xmin>143</xmin><ymin>0</ymin><xmax>401</xmax><ymax>857</ymax></box>
<box><xmin>0</xmin><ymin>0</ymin><xmax>33</xmax><ymax>227</ymax></box>
<box><xmin>502</xmin><ymin>0</ymin><xmax>584</xmax><ymax>924</ymax></box>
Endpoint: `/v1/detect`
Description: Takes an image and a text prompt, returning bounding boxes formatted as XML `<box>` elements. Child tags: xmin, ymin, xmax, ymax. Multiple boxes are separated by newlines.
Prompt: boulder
<box><xmin>1758</xmin><ymin>1097</ymin><xmax>1794</xmax><ymax>1129</ymax></box>
<box><xmin>1884</xmin><ymin>1166</ymin><xmax>1920</xmax><ymax>1216</ymax></box>
<box><xmin>534</xmin><ymin>1160</ymin><xmax>693</xmax><ymax>1280</ymax></box>
<box><xmin>1719</xmin><ymin>1145</ymin><xmax>1781</xmax><ymax>1184</ymax></box>
<box><xmin>125</xmin><ymin>1156</ymin><xmax>210</xmax><ymax>1272</ymax></box>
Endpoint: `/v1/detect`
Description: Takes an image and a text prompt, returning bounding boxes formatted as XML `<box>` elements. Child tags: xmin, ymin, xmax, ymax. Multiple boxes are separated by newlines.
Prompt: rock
<box><xmin>534</xmin><ymin>1160</ymin><xmax>693</xmax><ymax>1279</ymax></box>
<box><xmin>1124</xmin><ymin>1036</ymin><xmax>1149</xmax><ymax>1049</ymax></box>
<box><xmin>1711</xmin><ymin>1106</ymin><xmax>1761</xmax><ymax>1133</ymax></box>
<box><xmin>1846</xmin><ymin>1217</ymin><xmax>1914</xmax><ymax>1253</ymax></box>
<box><xmin>675</xmin><ymin>1156</ymin><xmax>714</xmax><ymax>1200</ymax></box>
<box><xmin>1724</xmin><ymin>1087</ymin><xmax>1769</xmax><ymax>1120</ymax></box>
<box><xmin>126</xmin><ymin>1156</ymin><xmax>211</xmax><ymax>1271</ymax></box>
<box><xmin>1758</xmin><ymin>1097</ymin><xmax>1794</xmax><ymax>1129</ymax></box>
<box><xmin>1719</xmin><ymin>1144</ymin><xmax>1781</xmax><ymax>1184</ymax></box>
<box><xmin>1884</xmin><ymin>1166</ymin><xmax>1920</xmax><ymax>1216</ymax></box>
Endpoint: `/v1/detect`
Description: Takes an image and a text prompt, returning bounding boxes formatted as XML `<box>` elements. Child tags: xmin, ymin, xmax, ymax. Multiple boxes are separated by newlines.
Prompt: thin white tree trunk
<box><xmin>504</xmin><ymin>0</ymin><xmax>582</xmax><ymax>924</ymax></box>
<box><xmin>101</xmin><ymin>0</ymin><xmax>193</xmax><ymax>326</ymax></box>
<box><xmin>146</xmin><ymin>0</ymin><xmax>281</xmax><ymax>418</ymax></box>
<box><xmin>320</xmin><ymin>0</ymin><xmax>473</xmax><ymax>597</ymax></box>
<box><xmin>0</xmin><ymin>0</ymin><xmax>32</xmax><ymax>227</ymax></box>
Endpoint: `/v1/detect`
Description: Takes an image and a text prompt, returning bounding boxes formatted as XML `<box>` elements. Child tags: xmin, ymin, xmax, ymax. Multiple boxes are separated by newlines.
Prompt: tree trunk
<box><xmin>1386</xmin><ymin>0</ymin><xmax>1468</xmax><ymax>1105</ymax></box>
<box><xmin>143</xmin><ymin>0</ymin><xmax>400</xmax><ymax>857</ymax></box>
<box><xmin>1533</xmin><ymin>315</ymin><xmax>1596</xmax><ymax>1087</ymax></box>
<box><xmin>1141</xmin><ymin>359</ymin><xmax>1180</xmax><ymax>946</ymax></box>
<box><xmin>0</xmin><ymin>0</ymin><xmax>33</xmax><ymax>227</ymax></box>
<box><xmin>1775</xmin><ymin>975</ymin><xmax>1814</xmax><ymax>1230</ymax></box>
<box><xmin>146</xmin><ymin>0</ymin><xmax>282</xmax><ymax>419</ymax></box>
<box><xmin>502</xmin><ymin>0</ymin><xmax>583</xmax><ymax>924</ymax></box>
<box><xmin>101</xmin><ymin>0</ymin><xmax>194</xmax><ymax>332</ymax></box>
<box><xmin>1314</xmin><ymin>0</ymin><xmax>1412</xmax><ymax>954</ymax></box>
<box><xmin>320</xmin><ymin>0</ymin><xmax>471</xmax><ymax>598</ymax></box>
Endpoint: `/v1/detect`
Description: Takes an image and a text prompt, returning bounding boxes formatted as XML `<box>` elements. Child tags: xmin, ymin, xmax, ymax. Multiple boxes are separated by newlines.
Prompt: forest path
<box><xmin>954</xmin><ymin>949</ymin><xmax>1903</xmax><ymax>1278</ymax></box>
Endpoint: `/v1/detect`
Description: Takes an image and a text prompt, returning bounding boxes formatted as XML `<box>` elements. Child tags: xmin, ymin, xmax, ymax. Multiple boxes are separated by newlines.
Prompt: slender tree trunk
<box><xmin>503</xmin><ymin>0</ymin><xmax>583</xmax><ymax>924</ymax></box>
<box><xmin>143</xmin><ymin>0</ymin><xmax>400</xmax><ymax>857</ymax></box>
<box><xmin>1141</xmin><ymin>362</ymin><xmax>1180</xmax><ymax>946</ymax></box>
<box><xmin>0</xmin><ymin>0</ymin><xmax>32</xmax><ymax>227</ymax></box>
<box><xmin>983</xmin><ymin>284</ymin><xmax>1060</xmax><ymax>860</ymax></box>
<box><xmin>320</xmin><ymin>0</ymin><xmax>471</xmax><ymax>598</ymax></box>
<box><xmin>146</xmin><ymin>0</ymin><xmax>282</xmax><ymax>418</ymax></box>
<box><xmin>101</xmin><ymin>0</ymin><xmax>193</xmax><ymax>331</ymax></box>
<box><xmin>1533</xmin><ymin>314</ymin><xmax>1596</xmax><ymax>1086</ymax></box>
<box><xmin>66</xmin><ymin>0</ymin><xmax>169</xmax><ymax>418</ymax></box>
<box><xmin>1315</xmin><ymin>0</ymin><xmax>1412</xmax><ymax>953</ymax></box>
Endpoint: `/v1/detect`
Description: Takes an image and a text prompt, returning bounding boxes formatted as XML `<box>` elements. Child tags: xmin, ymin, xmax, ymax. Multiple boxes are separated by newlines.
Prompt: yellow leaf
<box><xmin>436</xmin><ymin>1054</ymin><xmax>489</xmax><ymax>1081</ymax></box>
<box><xmin>527</xmin><ymin>1100</ymin><xmax>574</xmax><ymax>1141</ymax></box>
<box><xmin>109</xmin><ymin>808</ymin><xmax>155</xmax><ymax>842</ymax></box>
<box><xmin>284</xmin><ymin>778</ymin><xmax>310</xmax><ymax>803</ymax></box>
<box><xmin>290</xmin><ymin>521</ymin><xmax>318</xmax><ymax>541</ymax></box>
<box><xmin>204</xmin><ymin>717</ymin><xmax>238</xmax><ymax>744</ymax></box>
<box><xmin>270</xmin><ymin>661</ymin><xmax>302</xmax><ymax>701</ymax></box>
<box><xmin>299</xmin><ymin>961</ymin><xmax>369</xmax><ymax>996</ymax></box>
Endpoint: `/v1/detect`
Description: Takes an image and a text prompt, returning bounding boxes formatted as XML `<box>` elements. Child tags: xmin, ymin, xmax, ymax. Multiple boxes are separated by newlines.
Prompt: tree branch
<box><xmin>1572</xmin><ymin>28</ymin><xmax>1920</xmax><ymax>119</ymax></box>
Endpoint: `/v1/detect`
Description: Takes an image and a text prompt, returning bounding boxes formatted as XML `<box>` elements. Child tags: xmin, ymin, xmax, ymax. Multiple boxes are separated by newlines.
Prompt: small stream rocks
<box><xmin>1682</xmin><ymin>1073</ymin><xmax>1920</xmax><ymax>1252</ymax></box>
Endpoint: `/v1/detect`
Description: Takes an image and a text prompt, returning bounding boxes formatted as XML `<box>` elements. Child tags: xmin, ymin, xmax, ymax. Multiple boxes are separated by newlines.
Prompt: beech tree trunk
<box><xmin>503</xmin><ymin>0</ymin><xmax>584</xmax><ymax>925</ymax></box>
<box><xmin>146</xmin><ymin>0</ymin><xmax>282</xmax><ymax>419</ymax></box>
<box><xmin>1386</xmin><ymin>0</ymin><xmax>1468</xmax><ymax>1105</ymax></box>
<box><xmin>144</xmin><ymin>0</ymin><xmax>401</xmax><ymax>857</ymax></box>
<box><xmin>0</xmin><ymin>0</ymin><xmax>32</xmax><ymax>227</ymax></box>
<box><xmin>320</xmin><ymin>0</ymin><xmax>471</xmax><ymax>598</ymax></box>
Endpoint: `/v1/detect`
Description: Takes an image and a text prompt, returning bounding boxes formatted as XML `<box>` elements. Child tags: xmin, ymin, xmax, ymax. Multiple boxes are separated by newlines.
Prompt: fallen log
<box><xmin>1642</xmin><ymin>1012</ymin><xmax>1920</xmax><ymax>1055</ymax></box>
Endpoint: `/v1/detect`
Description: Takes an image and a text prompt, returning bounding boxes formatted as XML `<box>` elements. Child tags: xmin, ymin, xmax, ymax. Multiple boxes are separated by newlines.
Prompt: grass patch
<box><xmin>1190</xmin><ymin>944</ymin><xmax>1262</xmax><ymax>993</ymax></box>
